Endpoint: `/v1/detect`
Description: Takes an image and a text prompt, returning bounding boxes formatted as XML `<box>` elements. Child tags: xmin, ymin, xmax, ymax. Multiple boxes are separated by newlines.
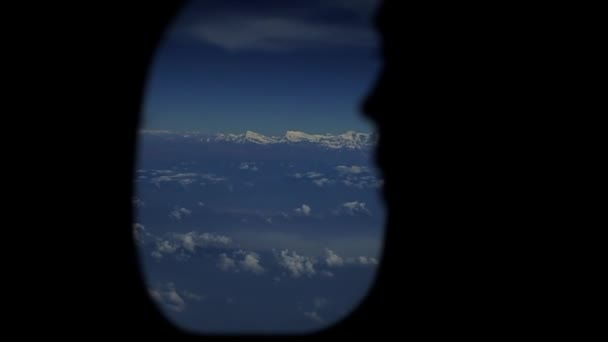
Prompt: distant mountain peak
<box><xmin>143</xmin><ymin>130</ymin><xmax>376</xmax><ymax>149</ymax></box>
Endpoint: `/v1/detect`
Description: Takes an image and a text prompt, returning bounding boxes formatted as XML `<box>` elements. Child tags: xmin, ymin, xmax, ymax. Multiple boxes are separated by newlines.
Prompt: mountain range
<box><xmin>141</xmin><ymin>130</ymin><xmax>377</xmax><ymax>150</ymax></box>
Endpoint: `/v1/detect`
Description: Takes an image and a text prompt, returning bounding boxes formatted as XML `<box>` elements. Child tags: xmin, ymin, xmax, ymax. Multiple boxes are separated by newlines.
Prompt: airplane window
<box><xmin>134</xmin><ymin>0</ymin><xmax>383</xmax><ymax>334</ymax></box>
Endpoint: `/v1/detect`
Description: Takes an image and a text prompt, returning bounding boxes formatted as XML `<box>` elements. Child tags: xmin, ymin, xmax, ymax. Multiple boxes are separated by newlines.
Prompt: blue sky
<box><xmin>142</xmin><ymin>0</ymin><xmax>381</xmax><ymax>135</ymax></box>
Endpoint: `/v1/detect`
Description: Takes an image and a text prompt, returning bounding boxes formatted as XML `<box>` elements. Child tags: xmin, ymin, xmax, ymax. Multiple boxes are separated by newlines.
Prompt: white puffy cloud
<box><xmin>277</xmin><ymin>250</ymin><xmax>316</xmax><ymax>278</ymax></box>
<box><xmin>153</xmin><ymin>231</ymin><xmax>233</xmax><ymax>259</ymax></box>
<box><xmin>312</xmin><ymin>178</ymin><xmax>334</xmax><ymax>187</ymax></box>
<box><xmin>169</xmin><ymin>207</ymin><xmax>192</xmax><ymax>220</ymax></box>
<box><xmin>339</xmin><ymin>201</ymin><xmax>371</xmax><ymax>216</ymax></box>
<box><xmin>238</xmin><ymin>251</ymin><xmax>265</xmax><ymax>274</ymax></box>
<box><xmin>217</xmin><ymin>253</ymin><xmax>236</xmax><ymax>271</ymax></box>
<box><xmin>166</xmin><ymin>290</ymin><xmax>186</xmax><ymax>312</ymax></box>
<box><xmin>324</xmin><ymin>248</ymin><xmax>344</xmax><ymax>267</ymax></box>
<box><xmin>133</xmin><ymin>223</ymin><xmax>145</xmax><ymax>241</ymax></box>
<box><xmin>217</xmin><ymin>250</ymin><xmax>265</xmax><ymax>274</ymax></box>
<box><xmin>148</xmin><ymin>283</ymin><xmax>191</xmax><ymax>313</ymax></box>
<box><xmin>156</xmin><ymin>240</ymin><xmax>178</xmax><ymax>255</ymax></box>
<box><xmin>345</xmin><ymin>256</ymin><xmax>379</xmax><ymax>266</ymax></box>
<box><xmin>334</xmin><ymin>165</ymin><xmax>384</xmax><ymax>188</ymax></box>
<box><xmin>172</xmin><ymin>232</ymin><xmax>232</xmax><ymax>252</ymax></box>
<box><xmin>294</xmin><ymin>204</ymin><xmax>311</xmax><ymax>216</ymax></box>
<box><xmin>355</xmin><ymin>256</ymin><xmax>378</xmax><ymax>265</ymax></box>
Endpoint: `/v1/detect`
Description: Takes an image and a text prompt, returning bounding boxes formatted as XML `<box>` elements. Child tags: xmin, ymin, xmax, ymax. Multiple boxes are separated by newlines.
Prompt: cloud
<box><xmin>169</xmin><ymin>207</ymin><xmax>192</xmax><ymax>220</ymax></box>
<box><xmin>324</xmin><ymin>249</ymin><xmax>344</xmax><ymax>267</ymax></box>
<box><xmin>320</xmin><ymin>270</ymin><xmax>334</xmax><ymax>278</ymax></box>
<box><xmin>132</xmin><ymin>197</ymin><xmax>145</xmax><ymax>208</ymax></box>
<box><xmin>151</xmin><ymin>175</ymin><xmax>174</xmax><ymax>187</ymax></box>
<box><xmin>305</xmin><ymin>172</ymin><xmax>323</xmax><ymax>178</ymax></box>
<box><xmin>148</xmin><ymin>283</ymin><xmax>187</xmax><ymax>312</ymax></box>
<box><xmin>156</xmin><ymin>239</ymin><xmax>179</xmax><ymax>255</ymax></box>
<box><xmin>294</xmin><ymin>204</ymin><xmax>311</xmax><ymax>216</ymax></box>
<box><xmin>153</xmin><ymin>170</ymin><xmax>174</xmax><ymax>175</ymax></box>
<box><xmin>149</xmin><ymin>170</ymin><xmax>200</xmax><ymax>187</ymax></box>
<box><xmin>181</xmin><ymin>290</ymin><xmax>204</xmax><ymax>301</ymax></box>
<box><xmin>173</xmin><ymin>232</ymin><xmax>232</xmax><ymax>252</ymax></box>
<box><xmin>239</xmin><ymin>162</ymin><xmax>258</xmax><ymax>171</ymax></box>
<box><xmin>217</xmin><ymin>250</ymin><xmax>265</xmax><ymax>274</ymax></box>
<box><xmin>153</xmin><ymin>231</ymin><xmax>233</xmax><ymax>259</ymax></box>
<box><xmin>190</xmin><ymin>14</ymin><xmax>375</xmax><ymax>52</ymax></box>
<box><xmin>148</xmin><ymin>289</ymin><xmax>162</xmax><ymax>302</ymax></box>
<box><xmin>147</xmin><ymin>169</ymin><xmax>227</xmax><ymax>187</ymax></box>
<box><xmin>334</xmin><ymin>165</ymin><xmax>384</xmax><ymax>188</ymax></box>
<box><xmin>178</xmin><ymin>179</ymin><xmax>195</xmax><ymax>186</ymax></box>
<box><xmin>293</xmin><ymin>171</ymin><xmax>322</xmax><ymax>179</ymax></box>
<box><xmin>335</xmin><ymin>201</ymin><xmax>371</xmax><ymax>216</ymax></box>
<box><xmin>335</xmin><ymin>165</ymin><xmax>368</xmax><ymax>175</ymax></box>
<box><xmin>133</xmin><ymin>222</ymin><xmax>145</xmax><ymax>231</ymax></box>
<box><xmin>172</xmin><ymin>173</ymin><xmax>199</xmax><ymax>178</ymax></box>
<box><xmin>217</xmin><ymin>253</ymin><xmax>236</xmax><ymax>271</ymax></box>
<box><xmin>304</xmin><ymin>311</ymin><xmax>324</xmax><ymax>323</ymax></box>
<box><xmin>322</xmin><ymin>248</ymin><xmax>378</xmax><ymax>267</ymax></box>
<box><xmin>200</xmin><ymin>174</ymin><xmax>227</xmax><ymax>183</ymax></box>
<box><xmin>133</xmin><ymin>223</ymin><xmax>149</xmax><ymax>244</ymax></box>
<box><xmin>312</xmin><ymin>178</ymin><xmax>334</xmax><ymax>187</ymax></box>
<box><xmin>355</xmin><ymin>256</ymin><xmax>378</xmax><ymax>265</ymax></box>
<box><xmin>277</xmin><ymin>250</ymin><xmax>316</xmax><ymax>278</ymax></box>
<box><xmin>238</xmin><ymin>251</ymin><xmax>265</xmax><ymax>274</ymax></box>
<box><xmin>344</xmin><ymin>255</ymin><xmax>379</xmax><ymax>266</ymax></box>
<box><xmin>151</xmin><ymin>251</ymin><xmax>163</xmax><ymax>260</ymax></box>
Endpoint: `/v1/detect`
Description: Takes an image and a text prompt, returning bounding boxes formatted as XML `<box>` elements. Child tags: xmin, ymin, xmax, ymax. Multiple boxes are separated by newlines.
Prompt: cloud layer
<box><xmin>191</xmin><ymin>15</ymin><xmax>375</xmax><ymax>52</ymax></box>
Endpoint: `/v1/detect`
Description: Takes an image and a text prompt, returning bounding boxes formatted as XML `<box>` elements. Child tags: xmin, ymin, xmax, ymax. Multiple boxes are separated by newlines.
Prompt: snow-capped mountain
<box><xmin>142</xmin><ymin>130</ymin><xmax>377</xmax><ymax>149</ymax></box>
<box><xmin>142</xmin><ymin>130</ymin><xmax>377</xmax><ymax>150</ymax></box>
<box><xmin>208</xmin><ymin>130</ymin><xmax>377</xmax><ymax>149</ymax></box>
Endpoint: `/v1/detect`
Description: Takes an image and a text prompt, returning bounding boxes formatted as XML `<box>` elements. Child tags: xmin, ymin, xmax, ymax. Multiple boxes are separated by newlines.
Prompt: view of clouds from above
<box><xmin>136</xmin><ymin>0</ymin><xmax>383</xmax><ymax>334</ymax></box>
